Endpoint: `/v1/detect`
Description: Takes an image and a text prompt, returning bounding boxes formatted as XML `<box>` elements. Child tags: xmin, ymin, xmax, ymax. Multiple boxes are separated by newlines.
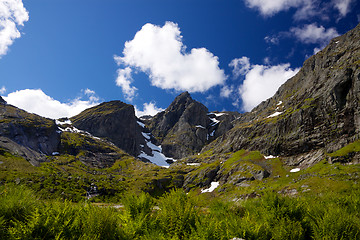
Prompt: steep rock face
<box><xmin>0</xmin><ymin>96</ymin><xmax>5</xmax><ymax>104</ymax></box>
<box><xmin>71</xmin><ymin>101</ymin><xmax>147</xmax><ymax>156</ymax></box>
<box><xmin>205</xmin><ymin>23</ymin><xmax>360</xmax><ymax>167</ymax></box>
<box><xmin>148</xmin><ymin>92</ymin><xmax>239</xmax><ymax>159</ymax></box>
<box><xmin>148</xmin><ymin>92</ymin><xmax>210</xmax><ymax>159</ymax></box>
<box><xmin>0</xmin><ymin>103</ymin><xmax>60</xmax><ymax>164</ymax></box>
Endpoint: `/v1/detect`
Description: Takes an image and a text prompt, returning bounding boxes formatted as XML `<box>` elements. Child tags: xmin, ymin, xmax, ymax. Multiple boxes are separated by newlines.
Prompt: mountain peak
<box><xmin>0</xmin><ymin>96</ymin><xmax>6</xmax><ymax>104</ymax></box>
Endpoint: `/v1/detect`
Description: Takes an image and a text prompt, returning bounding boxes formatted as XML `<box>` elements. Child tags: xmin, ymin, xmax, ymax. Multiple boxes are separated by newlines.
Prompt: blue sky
<box><xmin>0</xmin><ymin>0</ymin><xmax>359</xmax><ymax>119</ymax></box>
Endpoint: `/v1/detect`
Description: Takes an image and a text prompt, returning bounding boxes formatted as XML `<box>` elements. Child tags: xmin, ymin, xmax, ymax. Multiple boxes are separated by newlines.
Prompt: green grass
<box><xmin>0</xmin><ymin>185</ymin><xmax>359</xmax><ymax>239</ymax></box>
<box><xmin>328</xmin><ymin>139</ymin><xmax>360</xmax><ymax>157</ymax></box>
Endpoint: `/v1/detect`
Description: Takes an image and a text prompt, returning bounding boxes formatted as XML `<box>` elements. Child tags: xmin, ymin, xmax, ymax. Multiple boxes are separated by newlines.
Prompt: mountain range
<box><xmin>0</xmin><ymin>23</ymin><xmax>359</xmax><ymax>198</ymax></box>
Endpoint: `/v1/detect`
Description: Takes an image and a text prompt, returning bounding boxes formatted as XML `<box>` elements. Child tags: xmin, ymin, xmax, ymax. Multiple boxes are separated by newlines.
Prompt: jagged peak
<box><xmin>0</xmin><ymin>96</ymin><xmax>6</xmax><ymax>104</ymax></box>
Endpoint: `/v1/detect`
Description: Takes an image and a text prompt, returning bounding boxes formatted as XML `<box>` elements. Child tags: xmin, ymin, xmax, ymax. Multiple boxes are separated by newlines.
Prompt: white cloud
<box><xmin>333</xmin><ymin>0</ymin><xmax>353</xmax><ymax>17</ymax></box>
<box><xmin>0</xmin><ymin>0</ymin><xmax>29</xmax><ymax>57</ymax></box>
<box><xmin>229</xmin><ymin>57</ymin><xmax>250</xmax><ymax>79</ymax></box>
<box><xmin>135</xmin><ymin>102</ymin><xmax>164</xmax><ymax>117</ymax></box>
<box><xmin>244</xmin><ymin>0</ymin><xmax>302</xmax><ymax>16</ymax></box>
<box><xmin>114</xmin><ymin>22</ymin><xmax>226</xmax><ymax>94</ymax></box>
<box><xmin>230</xmin><ymin>57</ymin><xmax>300</xmax><ymax>112</ymax></box>
<box><xmin>290</xmin><ymin>24</ymin><xmax>339</xmax><ymax>46</ymax></box>
<box><xmin>83</xmin><ymin>88</ymin><xmax>99</xmax><ymax>103</ymax></box>
<box><xmin>220</xmin><ymin>85</ymin><xmax>234</xmax><ymax>98</ymax></box>
<box><xmin>115</xmin><ymin>67</ymin><xmax>137</xmax><ymax>102</ymax></box>
<box><xmin>4</xmin><ymin>89</ymin><xmax>100</xmax><ymax>119</ymax></box>
<box><xmin>0</xmin><ymin>86</ymin><xmax>6</xmax><ymax>94</ymax></box>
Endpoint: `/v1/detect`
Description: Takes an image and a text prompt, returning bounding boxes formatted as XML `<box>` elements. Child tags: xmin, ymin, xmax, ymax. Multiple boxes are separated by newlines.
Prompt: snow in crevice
<box><xmin>208</xmin><ymin>112</ymin><xmax>226</xmax><ymax>117</ymax></box>
<box><xmin>209</xmin><ymin>130</ymin><xmax>215</xmax><ymax>137</ymax></box>
<box><xmin>201</xmin><ymin>182</ymin><xmax>220</xmax><ymax>193</ymax></box>
<box><xmin>142</xmin><ymin>132</ymin><xmax>151</xmax><ymax>140</ymax></box>
<box><xmin>139</xmin><ymin>131</ymin><xmax>174</xmax><ymax>168</ymax></box>
<box><xmin>137</xmin><ymin>121</ymin><xmax>145</xmax><ymax>128</ymax></box>
<box><xmin>195</xmin><ymin>125</ymin><xmax>206</xmax><ymax>129</ymax></box>
<box><xmin>264</xmin><ymin>155</ymin><xmax>277</xmax><ymax>159</ymax></box>
<box><xmin>277</xmin><ymin>101</ymin><xmax>283</xmax><ymax>106</ymax></box>
<box><xmin>267</xmin><ymin>111</ymin><xmax>283</xmax><ymax>118</ymax></box>
<box><xmin>209</xmin><ymin>117</ymin><xmax>220</xmax><ymax>126</ymax></box>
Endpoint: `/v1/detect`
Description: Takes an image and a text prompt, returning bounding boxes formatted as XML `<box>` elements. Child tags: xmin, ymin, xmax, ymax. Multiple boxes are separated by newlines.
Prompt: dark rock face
<box><xmin>0</xmin><ymin>104</ymin><xmax>60</xmax><ymax>160</ymax></box>
<box><xmin>0</xmin><ymin>136</ymin><xmax>47</xmax><ymax>166</ymax></box>
<box><xmin>0</xmin><ymin>96</ymin><xmax>6</xmax><ymax>104</ymax></box>
<box><xmin>71</xmin><ymin>101</ymin><xmax>146</xmax><ymax>156</ymax></box>
<box><xmin>205</xmin><ymin>23</ymin><xmax>360</xmax><ymax>167</ymax></box>
<box><xmin>148</xmin><ymin>92</ymin><xmax>239</xmax><ymax>159</ymax></box>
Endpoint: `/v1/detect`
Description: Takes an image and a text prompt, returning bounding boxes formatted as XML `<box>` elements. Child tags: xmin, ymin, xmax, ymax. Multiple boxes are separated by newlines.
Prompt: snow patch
<box><xmin>195</xmin><ymin>125</ymin><xmax>206</xmax><ymax>129</ymax></box>
<box><xmin>290</xmin><ymin>168</ymin><xmax>301</xmax><ymax>173</ymax></box>
<box><xmin>209</xmin><ymin>117</ymin><xmax>220</xmax><ymax>126</ymax></box>
<box><xmin>267</xmin><ymin>111</ymin><xmax>283</xmax><ymax>118</ymax></box>
<box><xmin>201</xmin><ymin>182</ymin><xmax>220</xmax><ymax>193</ymax></box>
<box><xmin>264</xmin><ymin>155</ymin><xmax>277</xmax><ymax>159</ymax></box>
<box><xmin>277</xmin><ymin>101</ymin><xmax>283</xmax><ymax>106</ymax></box>
<box><xmin>208</xmin><ymin>112</ymin><xmax>226</xmax><ymax>117</ymax></box>
<box><xmin>52</xmin><ymin>152</ymin><xmax>59</xmax><ymax>156</ymax></box>
<box><xmin>137</xmin><ymin>121</ymin><xmax>145</xmax><ymax>128</ymax></box>
<box><xmin>209</xmin><ymin>130</ymin><xmax>215</xmax><ymax>137</ymax></box>
<box><xmin>55</xmin><ymin>119</ymin><xmax>72</xmax><ymax>125</ymax></box>
<box><xmin>187</xmin><ymin>163</ymin><xmax>201</xmax><ymax>166</ymax></box>
<box><xmin>142</xmin><ymin>132</ymin><xmax>151</xmax><ymax>140</ymax></box>
<box><xmin>138</xmin><ymin>132</ymin><xmax>174</xmax><ymax>168</ymax></box>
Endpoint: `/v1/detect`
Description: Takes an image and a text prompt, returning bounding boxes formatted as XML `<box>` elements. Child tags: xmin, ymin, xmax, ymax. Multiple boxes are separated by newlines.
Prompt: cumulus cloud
<box><xmin>135</xmin><ymin>102</ymin><xmax>164</xmax><ymax>117</ymax></box>
<box><xmin>230</xmin><ymin>57</ymin><xmax>300</xmax><ymax>112</ymax></box>
<box><xmin>245</xmin><ymin>0</ymin><xmax>354</xmax><ymax>20</ymax></box>
<box><xmin>332</xmin><ymin>0</ymin><xmax>353</xmax><ymax>17</ymax></box>
<box><xmin>229</xmin><ymin>57</ymin><xmax>251</xmax><ymax>79</ymax></box>
<box><xmin>4</xmin><ymin>89</ymin><xmax>100</xmax><ymax>119</ymax></box>
<box><xmin>115</xmin><ymin>67</ymin><xmax>137</xmax><ymax>102</ymax></box>
<box><xmin>114</xmin><ymin>22</ymin><xmax>226</xmax><ymax>95</ymax></box>
<box><xmin>220</xmin><ymin>85</ymin><xmax>234</xmax><ymax>98</ymax></box>
<box><xmin>244</xmin><ymin>0</ymin><xmax>303</xmax><ymax>16</ymax></box>
<box><xmin>0</xmin><ymin>0</ymin><xmax>29</xmax><ymax>57</ymax></box>
<box><xmin>290</xmin><ymin>23</ymin><xmax>339</xmax><ymax>46</ymax></box>
<box><xmin>0</xmin><ymin>86</ymin><xmax>6</xmax><ymax>94</ymax></box>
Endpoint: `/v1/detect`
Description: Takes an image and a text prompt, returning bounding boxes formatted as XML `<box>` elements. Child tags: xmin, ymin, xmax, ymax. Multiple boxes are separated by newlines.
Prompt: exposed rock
<box><xmin>0</xmin><ymin>96</ymin><xmax>6</xmax><ymax>104</ymax></box>
<box><xmin>204</xmin><ymin>23</ymin><xmax>360</xmax><ymax>167</ymax></box>
<box><xmin>71</xmin><ymin>101</ymin><xmax>148</xmax><ymax>156</ymax></box>
<box><xmin>0</xmin><ymin>136</ymin><xmax>47</xmax><ymax>166</ymax></box>
<box><xmin>148</xmin><ymin>92</ymin><xmax>239</xmax><ymax>159</ymax></box>
<box><xmin>0</xmin><ymin>103</ymin><xmax>60</xmax><ymax>156</ymax></box>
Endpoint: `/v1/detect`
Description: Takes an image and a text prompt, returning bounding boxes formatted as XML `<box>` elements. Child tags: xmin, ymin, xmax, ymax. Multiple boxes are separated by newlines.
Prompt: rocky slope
<box><xmin>204</xmin><ymin>23</ymin><xmax>360</xmax><ymax>168</ymax></box>
<box><xmin>0</xmin><ymin>100</ymin><xmax>60</xmax><ymax>165</ymax></box>
<box><xmin>70</xmin><ymin>101</ymin><xmax>148</xmax><ymax>157</ymax></box>
<box><xmin>147</xmin><ymin>92</ymin><xmax>239</xmax><ymax>159</ymax></box>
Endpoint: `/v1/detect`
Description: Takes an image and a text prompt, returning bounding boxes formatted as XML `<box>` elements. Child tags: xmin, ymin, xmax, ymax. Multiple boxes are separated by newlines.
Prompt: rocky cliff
<box><xmin>0</xmin><ymin>102</ymin><xmax>60</xmax><ymax>165</ymax></box>
<box><xmin>70</xmin><ymin>101</ymin><xmax>148</xmax><ymax>157</ymax></box>
<box><xmin>147</xmin><ymin>92</ymin><xmax>239</xmax><ymax>159</ymax></box>
<box><xmin>204</xmin><ymin>23</ymin><xmax>360</xmax><ymax>168</ymax></box>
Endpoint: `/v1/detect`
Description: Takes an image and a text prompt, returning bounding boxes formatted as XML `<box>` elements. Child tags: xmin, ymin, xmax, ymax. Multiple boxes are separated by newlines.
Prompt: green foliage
<box><xmin>328</xmin><ymin>139</ymin><xmax>360</xmax><ymax>157</ymax></box>
<box><xmin>0</xmin><ymin>184</ymin><xmax>359</xmax><ymax>239</ymax></box>
<box><xmin>156</xmin><ymin>189</ymin><xmax>198</xmax><ymax>239</ymax></box>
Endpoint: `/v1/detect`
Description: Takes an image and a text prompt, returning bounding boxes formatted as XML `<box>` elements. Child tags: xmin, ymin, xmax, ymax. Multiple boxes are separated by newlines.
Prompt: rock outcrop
<box><xmin>205</xmin><ymin>23</ymin><xmax>360</xmax><ymax>167</ymax></box>
<box><xmin>0</xmin><ymin>104</ymin><xmax>60</xmax><ymax>155</ymax></box>
<box><xmin>0</xmin><ymin>96</ymin><xmax>6</xmax><ymax>104</ymax></box>
<box><xmin>70</xmin><ymin>101</ymin><xmax>147</xmax><ymax>156</ymax></box>
<box><xmin>147</xmin><ymin>92</ymin><xmax>239</xmax><ymax>159</ymax></box>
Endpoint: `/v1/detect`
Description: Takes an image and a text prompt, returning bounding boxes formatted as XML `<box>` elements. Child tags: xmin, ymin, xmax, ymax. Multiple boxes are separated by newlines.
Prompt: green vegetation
<box><xmin>0</xmin><ymin>184</ymin><xmax>359</xmax><ymax>239</ymax></box>
<box><xmin>328</xmin><ymin>139</ymin><xmax>360</xmax><ymax>158</ymax></box>
<box><xmin>0</xmin><ymin>142</ymin><xmax>359</xmax><ymax>239</ymax></box>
